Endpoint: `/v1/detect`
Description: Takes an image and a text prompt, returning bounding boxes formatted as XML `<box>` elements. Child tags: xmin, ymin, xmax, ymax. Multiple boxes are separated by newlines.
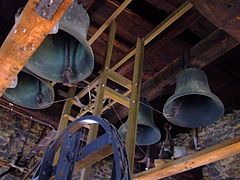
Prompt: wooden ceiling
<box><xmin>0</xmin><ymin>0</ymin><xmax>240</xmax><ymax>136</ymax></box>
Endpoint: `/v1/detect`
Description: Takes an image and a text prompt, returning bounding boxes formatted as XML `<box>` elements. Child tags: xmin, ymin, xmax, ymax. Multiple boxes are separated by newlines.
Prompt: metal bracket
<box><xmin>35</xmin><ymin>0</ymin><xmax>64</xmax><ymax>20</ymax></box>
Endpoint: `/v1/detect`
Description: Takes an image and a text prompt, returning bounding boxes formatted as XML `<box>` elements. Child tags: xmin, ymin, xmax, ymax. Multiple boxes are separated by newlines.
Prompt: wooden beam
<box><xmin>189</xmin><ymin>0</ymin><xmax>240</xmax><ymax>42</ymax></box>
<box><xmin>0</xmin><ymin>0</ymin><xmax>73</xmax><ymax>96</ymax></box>
<box><xmin>74</xmin><ymin>144</ymin><xmax>113</xmax><ymax>173</ymax></box>
<box><xmin>111</xmin><ymin>1</ymin><xmax>193</xmax><ymax>71</ymax></box>
<box><xmin>106</xmin><ymin>69</ymin><xmax>132</xmax><ymax>90</ymax></box>
<box><xmin>53</xmin><ymin>87</ymin><xmax>77</xmax><ymax>165</ymax></box>
<box><xmin>80</xmin><ymin>21</ymin><xmax>117</xmax><ymax>180</ymax></box>
<box><xmin>142</xmin><ymin>29</ymin><xmax>239</xmax><ymax>101</ymax></box>
<box><xmin>133</xmin><ymin>137</ymin><xmax>240</xmax><ymax>180</ymax></box>
<box><xmin>78</xmin><ymin>0</ymin><xmax>97</xmax><ymax>10</ymax></box>
<box><xmin>88</xmin><ymin>0</ymin><xmax>132</xmax><ymax>45</ymax></box>
<box><xmin>146</xmin><ymin>0</ymin><xmax>176</xmax><ymax>14</ymax></box>
<box><xmin>0</xmin><ymin>159</ymin><xmax>11</xmax><ymax>168</ymax></box>
<box><xmin>117</xmin><ymin>9</ymin><xmax>201</xmax><ymax>76</ymax></box>
<box><xmin>125</xmin><ymin>38</ymin><xmax>144</xmax><ymax>174</ymax></box>
<box><xmin>104</xmin><ymin>87</ymin><xmax>130</xmax><ymax>108</ymax></box>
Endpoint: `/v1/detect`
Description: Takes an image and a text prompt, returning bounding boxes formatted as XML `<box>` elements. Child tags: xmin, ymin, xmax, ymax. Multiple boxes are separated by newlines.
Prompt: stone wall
<box><xmin>199</xmin><ymin>110</ymin><xmax>240</xmax><ymax>180</ymax></box>
<box><xmin>0</xmin><ymin>107</ymin><xmax>47</xmax><ymax>179</ymax></box>
<box><xmin>173</xmin><ymin>110</ymin><xmax>240</xmax><ymax>180</ymax></box>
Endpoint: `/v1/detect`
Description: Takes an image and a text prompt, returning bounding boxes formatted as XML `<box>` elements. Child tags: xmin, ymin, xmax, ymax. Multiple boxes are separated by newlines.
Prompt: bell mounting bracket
<box><xmin>35</xmin><ymin>0</ymin><xmax>64</xmax><ymax>20</ymax></box>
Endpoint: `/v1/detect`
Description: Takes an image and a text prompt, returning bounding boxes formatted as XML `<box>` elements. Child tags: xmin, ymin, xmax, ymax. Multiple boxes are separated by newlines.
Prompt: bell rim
<box><xmin>118</xmin><ymin>123</ymin><xmax>161</xmax><ymax>145</ymax></box>
<box><xmin>163</xmin><ymin>91</ymin><xmax>225</xmax><ymax>128</ymax></box>
<box><xmin>3</xmin><ymin>70</ymin><xmax>55</xmax><ymax>110</ymax></box>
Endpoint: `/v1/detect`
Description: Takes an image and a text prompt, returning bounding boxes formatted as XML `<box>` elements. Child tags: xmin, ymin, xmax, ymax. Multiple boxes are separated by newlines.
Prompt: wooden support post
<box><xmin>80</xmin><ymin>21</ymin><xmax>117</xmax><ymax>179</ymax></box>
<box><xmin>125</xmin><ymin>38</ymin><xmax>144</xmax><ymax>174</ymax></box>
<box><xmin>53</xmin><ymin>87</ymin><xmax>76</xmax><ymax>165</ymax></box>
<box><xmin>133</xmin><ymin>137</ymin><xmax>240</xmax><ymax>180</ymax></box>
<box><xmin>0</xmin><ymin>0</ymin><xmax>73</xmax><ymax>96</ymax></box>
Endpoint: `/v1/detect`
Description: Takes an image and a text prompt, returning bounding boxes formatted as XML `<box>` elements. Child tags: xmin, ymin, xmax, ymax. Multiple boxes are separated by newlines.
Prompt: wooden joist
<box><xmin>0</xmin><ymin>0</ymin><xmax>73</xmax><ymax>96</ymax></box>
<box><xmin>133</xmin><ymin>137</ymin><xmax>240</xmax><ymax>180</ymax></box>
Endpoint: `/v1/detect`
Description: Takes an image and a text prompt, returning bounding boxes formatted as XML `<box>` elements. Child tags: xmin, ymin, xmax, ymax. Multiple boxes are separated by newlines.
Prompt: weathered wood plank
<box><xmin>0</xmin><ymin>0</ymin><xmax>73</xmax><ymax>96</ymax></box>
<box><xmin>133</xmin><ymin>137</ymin><xmax>240</xmax><ymax>180</ymax></box>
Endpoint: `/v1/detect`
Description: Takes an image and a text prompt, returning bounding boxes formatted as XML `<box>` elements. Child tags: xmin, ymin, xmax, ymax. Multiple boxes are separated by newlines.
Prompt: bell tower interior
<box><xmin>0</xmin><ymin>0</ymin><xmax>240</xmax><ymax>179</ymax></box>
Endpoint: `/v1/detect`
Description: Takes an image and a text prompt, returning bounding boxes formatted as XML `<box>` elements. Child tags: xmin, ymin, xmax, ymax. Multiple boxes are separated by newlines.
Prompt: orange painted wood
<box><xmin>133</xmin><ymin>137</ymin><xmax>240</xmax><ymax>180</ymax></box>
<box><xmin>0</xmin><ymin>0</ymin><xmax>73</xmax><ymax>96</ymax></box>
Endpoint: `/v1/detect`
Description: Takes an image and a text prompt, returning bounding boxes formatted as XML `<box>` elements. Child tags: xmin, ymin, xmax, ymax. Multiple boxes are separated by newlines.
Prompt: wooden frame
<box><xmin>56</xmin><ymin>1</ymin><xmax>194</xmax><ymax>178</ymax></box>
<box><xmin>0</xmin><ymin>0</ymin><xmax>73</xmax><ymax>96</ymax></box>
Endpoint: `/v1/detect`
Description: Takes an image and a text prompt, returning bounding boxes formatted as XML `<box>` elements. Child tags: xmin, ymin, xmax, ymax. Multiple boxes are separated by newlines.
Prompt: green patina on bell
<box><xmin>118</xmin><ymin>99</ymin><xmax>161</xmax><ymax>146</ymax></box>
<box><xmin>163</xmin><ymin>68</ymin><xmax>224</xmax><ymax>128</ymax></box>
<box><xmin>25</xmin><ymin>2</ymin><xmax>94</xmax><ymax>83</ymax></box>
<box><xmin>3</xmin><ymin>69</ymin><xmax>54</xmax><ymax>109</ymax></box>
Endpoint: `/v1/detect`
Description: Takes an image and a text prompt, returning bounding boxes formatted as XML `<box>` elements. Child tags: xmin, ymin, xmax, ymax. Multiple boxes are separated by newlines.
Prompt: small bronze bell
<box><xmin>118</xmin><ymin>99</ymin><xmax>161</xmax><ymax>145</ymax></box>
<box><xmin>25</xmin><ymin>2</ymin><xmax>94</xmax><ymax>84</ymax></box>
<box><xmin>3</xmin><ymin>69</ymin><xmax>54</xmax><ymax>109</ymax></box>
<box><xmin>163</xmin><ymin>68</ymin><xmax>224</xmax><ymax>128</ymax></box>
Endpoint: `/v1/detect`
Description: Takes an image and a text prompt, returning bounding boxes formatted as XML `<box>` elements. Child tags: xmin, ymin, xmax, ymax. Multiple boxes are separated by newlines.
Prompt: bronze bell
<box><xmin>163</xmin><ymin>68</ymin><xmax>224</xmax><ymax>128</ymax></box>
<box><xmin>3</xmin><ymin>69</ymin><xmax>54</xmax><ymax>109</ymax></box>
<box><xmin>118</xmin><ymin>99</ymin><xmax>161</xmax><ymax>145</ymax></box>
<box><xmin>25</xmin><ymin>2</ymin><xmax>94</xmax><ymax>84</ymax></box>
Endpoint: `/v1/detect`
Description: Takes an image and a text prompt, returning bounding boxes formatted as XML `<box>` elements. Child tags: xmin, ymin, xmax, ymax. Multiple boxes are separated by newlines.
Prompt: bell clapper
<box><xmin>36</xmin><ymin>80</ymin><xmax>46</xmax><ymax>108</ymax></box>
<box><xmin>192</xmin><ymin>128</ymin><xmax>199</xmax><ymax>151</ymax></box>
<box><xmin>159</xmin><ymin>123</ymin><xmax>173</xmax><ymax>159</ymax></box>
<box><xmin>62</xmin><ymin>37</ymin><xmax>73</xmax><ymax>86</ymax></box>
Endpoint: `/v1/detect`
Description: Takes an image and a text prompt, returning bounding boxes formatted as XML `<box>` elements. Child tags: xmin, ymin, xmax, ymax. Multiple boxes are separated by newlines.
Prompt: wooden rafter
<box><xmin>0</xmin><ymin>0</ymin><xmax>73</xmax><ymax>96</ymax></box>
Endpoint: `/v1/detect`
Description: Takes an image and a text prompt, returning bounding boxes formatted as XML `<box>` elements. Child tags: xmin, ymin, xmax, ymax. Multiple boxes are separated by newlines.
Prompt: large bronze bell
<box><xmin>118</xmin><ymin>99</ymin><xmax>161</xmax><ymax>145</ymax></box>
<box><xmin>25</xmin><ymin>2</ymin><xmax>94</xmax><ymax>84</ymax></box>
<box><xmin>3</xmin><ymin>69</ymin><xmax>54</xmax><ymax>109</ymax></box>
<box><xmin>163</xmin><ymin>68</ymin><xmax>224</xmax><ymax>128</ymax></box>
